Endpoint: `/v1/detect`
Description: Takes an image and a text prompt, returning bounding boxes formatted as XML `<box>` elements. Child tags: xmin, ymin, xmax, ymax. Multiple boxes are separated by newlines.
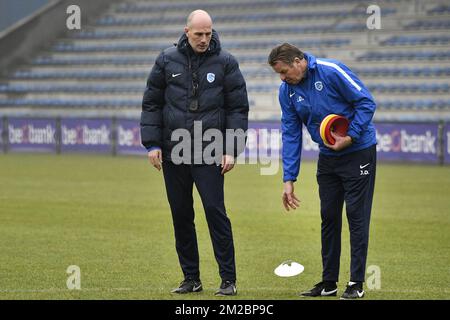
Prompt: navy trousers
<box><xmin>317</xmin><ymin>145</ymin><xmax>376</xmax><ymax>283</ymax></box>
<box><xmin>162</xmin><ymin>161</ymin><xmax>236</xmax><ymax>282</ymax></box>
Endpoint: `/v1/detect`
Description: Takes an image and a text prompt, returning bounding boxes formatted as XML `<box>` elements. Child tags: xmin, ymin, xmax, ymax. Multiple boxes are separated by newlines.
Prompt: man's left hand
<box><xmin>324</xmin><ymin>132</ymin><xmax>353</xmax><ymax>151</ymax></box>
<box><xmin>221</xmin><ymin>154</ymin><xmax>235</xmax><ymax>175</ymax></box>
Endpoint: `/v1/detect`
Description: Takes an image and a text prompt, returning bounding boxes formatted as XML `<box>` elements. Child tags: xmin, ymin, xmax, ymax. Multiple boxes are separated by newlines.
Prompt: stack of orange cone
<box><xmin>320</xmin><ymin>114</ymin><xmax>350</xmax><ymax>145</ymax></box>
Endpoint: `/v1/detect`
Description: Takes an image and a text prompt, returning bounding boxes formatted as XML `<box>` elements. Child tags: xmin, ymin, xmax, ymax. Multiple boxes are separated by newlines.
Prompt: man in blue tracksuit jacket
<box><xmin>268</xmin><ymin>43</ymin><xmax>377</xmax><ymax>299</ymax></box>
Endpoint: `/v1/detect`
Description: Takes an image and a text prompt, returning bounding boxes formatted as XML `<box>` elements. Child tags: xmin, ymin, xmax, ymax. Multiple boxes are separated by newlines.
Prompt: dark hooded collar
<box><xmin>176</xmin><ymin>29</ymin><xmax>221</xmax><ymax>56</ymax></box>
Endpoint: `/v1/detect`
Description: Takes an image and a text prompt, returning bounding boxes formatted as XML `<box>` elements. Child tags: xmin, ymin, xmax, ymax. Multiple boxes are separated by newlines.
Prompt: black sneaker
<box><xmin>300</xmin><ymin>281</ymin><xmax>338</xmax><ymax>297</ymax></box>
<box><xmin>215</xmin><ymin>280</ymin><xmax>237</xmax><ymax>296</ymax></box>
<box><xmin>341</xmin><ymin>282</ymin><xmax>365</xmax><ymax>299</ymax></box>
<box><xmin>171</xmin><ymin>279</ymin><xmax>203</xmax><ymax>294</ymax></box>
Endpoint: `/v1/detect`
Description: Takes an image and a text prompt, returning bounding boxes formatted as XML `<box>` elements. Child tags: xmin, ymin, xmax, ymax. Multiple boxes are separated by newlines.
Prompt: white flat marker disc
<box><xmin>274</xmin><ymin>260</ymin><xmax>305</xmax><ymax>277</ymax></box>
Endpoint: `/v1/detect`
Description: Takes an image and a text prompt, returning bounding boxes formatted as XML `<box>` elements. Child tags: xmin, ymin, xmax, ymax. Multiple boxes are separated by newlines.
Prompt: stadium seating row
<box><xmin>369</xmin><ymin>83</ymin><xmax>450</xmax><ymax>93</ymax></box>
<box><xmin>380</xmin><ymin>35</ymin><xmax>450</xmax><ymax>46</ymax></box>
<box><xmin>1</xmin><ymin>98</ymin><xmax>449</xmax><ymax>110</ymax></box>
<box><xmin>357</xmin><ymin>51</ymin><xmax>450</xmax><ymax>61</ymax></box>
<box><xmin>427</xmin><ymin>4</ymin><xmax>450</xmax><ymax>14</ymax></box>
<box><xmin>0</xmin><ymin>98</ymin><xmax>141</xmax><ymax>108</ymax></box>
<box><xmin>352</xmin><ymin>67</ymin><xmax>450</xmax><ymax>77</ymax></box>
<box><xmin>14</xmin><ymin>66</ymin><xmax>450</xmax><ymax>79</ymax></box>
<box><xmin>378</xmin><ymin>99</ymin><xmax>450</xmax><ymax>110</ymax></box>
<box><xmin>72</xmin><ymin>24</ymin><xmax>365</xmax><ymax>39</ymax></box>
<box><xmin>0</xmin><ymin>0</ymin><xmax>448</xmax><ymax>119</ymax></box>
<box><xmin>404</xmin><ymin>20</ymin><xmax>450</xmax><ymax>30</ymax></box>
<box><xmin>1</xmin><ymin>83</ymin><xmax>449</xmax><ymax>94</ymax></box>
<box><xmin>11</xmin><ymin>70</ymin><xmax>149</xmax><ymax>79</ymax></box>
<box><xmin>96</xmin><ymin>8</ymin><xmax>397</xmax><ymax>26</ymax></box>
<box><xmin>114</xmin><ymin>0</ymin><xmax>393</xmax><ymax>12</ymax></box>
<box><xmin>52</xmin><ymin>39</ymin><xmax>350</xmax><ymax>53</ymax></box>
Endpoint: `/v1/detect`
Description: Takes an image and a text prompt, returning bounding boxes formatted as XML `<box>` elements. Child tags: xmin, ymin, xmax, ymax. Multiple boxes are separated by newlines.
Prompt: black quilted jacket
<box><xmin>140</xmin><ymin>30</ymin><xmax>249</xmax><ymax>163</ymax></box>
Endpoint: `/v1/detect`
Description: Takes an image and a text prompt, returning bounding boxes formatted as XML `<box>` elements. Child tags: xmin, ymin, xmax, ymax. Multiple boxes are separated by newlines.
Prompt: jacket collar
<box><xmin>298</xmin><ymin>52</ymin><xmax>316</xmax><ymax>81</ymax></box>
<box><xmin>304</xmin><ymin>52</ymin><xmax>317</xmax><ymax>70</ymax></box>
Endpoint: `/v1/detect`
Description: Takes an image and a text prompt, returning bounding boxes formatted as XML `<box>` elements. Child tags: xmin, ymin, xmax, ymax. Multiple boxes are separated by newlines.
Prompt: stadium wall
<box><xmin>0</xmin><ymin>0</ymin><xmax>51</xmax><ymax>32</ymax></box>
<box><xmin>0</xmin><ymin>116</ymin><xmax>448</xmax><ymax>165</ymax></box>
<box><xmin>0</xmin><ymin>0</ymin><xmax>121</xmax><ymax>76</ymax></box>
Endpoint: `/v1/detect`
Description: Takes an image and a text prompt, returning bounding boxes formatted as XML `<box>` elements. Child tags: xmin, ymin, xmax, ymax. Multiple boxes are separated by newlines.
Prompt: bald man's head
<box><xmin>186</xmin><ymin>10</ymin><xmax>212</xmax><ymax>28</ymax></box>
<box><xmin>184</xmin><ymin>10</ymin><xmax>213</xmax><ymax>54</ymax></box>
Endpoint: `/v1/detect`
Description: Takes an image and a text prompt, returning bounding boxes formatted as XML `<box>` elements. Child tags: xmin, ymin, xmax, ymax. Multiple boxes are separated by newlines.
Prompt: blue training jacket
<box><xmin>279</xmin><ymin>53</ymin><xmax>377</xmax><ymax>182</ymax></box>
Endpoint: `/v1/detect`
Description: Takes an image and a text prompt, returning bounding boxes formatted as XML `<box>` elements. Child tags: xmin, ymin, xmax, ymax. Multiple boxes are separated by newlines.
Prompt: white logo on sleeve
<box><xmin>172</xmin><ymin>73</ymin><xmax>182</xmax><ymax>78</ymax></box>
<box><xmin>315</xmin><ymin>81</ymin><xmax>323</xmax><ymax>91</ymax></box>
<box><xmin>207</xmin><ymin>73</ymin><xmax>215</xmax><ymax>83</ymax></box>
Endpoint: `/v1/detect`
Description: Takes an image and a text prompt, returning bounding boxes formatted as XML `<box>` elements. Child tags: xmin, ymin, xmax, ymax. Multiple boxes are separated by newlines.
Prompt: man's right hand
<box><xmin>282</xmin><ymin>181</ymin><xmax>300</xmax><ymax>211</ymax></box>
<box><xmin>148</xmin><ymin>149</ymin><xmax>163</xmax><ymax>171</ymax></box>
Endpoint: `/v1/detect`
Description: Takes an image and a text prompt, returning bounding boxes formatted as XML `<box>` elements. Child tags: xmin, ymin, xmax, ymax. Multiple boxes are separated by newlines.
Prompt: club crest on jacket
<box><xmin>207</xmin><ymin>73</ymin><xmax>215</xmax><ymax>83</ymax></box>
<box><xmin>315</xmin><ymin>81</ymin><xmax>323</xmax><ymax>91</ymax></box>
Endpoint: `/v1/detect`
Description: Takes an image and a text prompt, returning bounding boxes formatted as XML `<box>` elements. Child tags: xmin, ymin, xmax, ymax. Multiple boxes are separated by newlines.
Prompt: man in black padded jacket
<box><xmin>140</xmin><ymin>9</ymin><xmax>249</xmax><ymax>296</ymax></box>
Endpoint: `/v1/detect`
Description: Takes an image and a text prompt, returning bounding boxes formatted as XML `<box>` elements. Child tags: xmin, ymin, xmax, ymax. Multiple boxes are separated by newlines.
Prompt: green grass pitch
<box><xmin>0</xmin><ymin>153</ymin><xmax>449</xmax><ymax>300</ymax></box>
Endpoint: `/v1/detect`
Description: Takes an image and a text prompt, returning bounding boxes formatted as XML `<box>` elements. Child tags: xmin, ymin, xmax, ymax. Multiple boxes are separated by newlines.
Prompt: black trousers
<box><xmin>162</xmin><ymin>161</ymin><xmax>236</xmax><ymax>282</ymax></box>
<box><xmin>317</xmin><ymin>145</ymin><xmax>376</xmax><ymax>283</ymax></box>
